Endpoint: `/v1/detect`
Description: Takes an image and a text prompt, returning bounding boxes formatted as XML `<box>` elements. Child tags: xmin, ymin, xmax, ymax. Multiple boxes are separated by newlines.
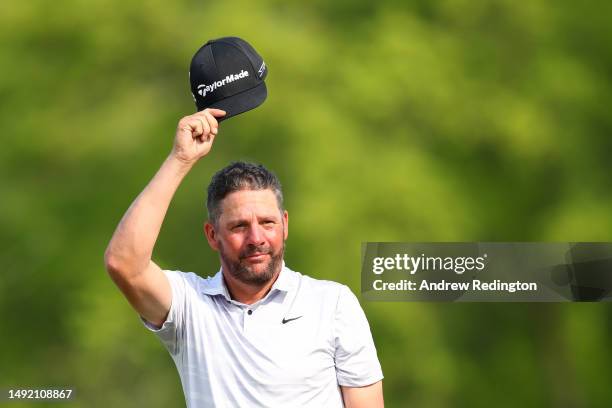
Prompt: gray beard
<box><xmin>219</xmin><ymin>241</ymin><xmax>284</xmax><ymax>286</ymax></box>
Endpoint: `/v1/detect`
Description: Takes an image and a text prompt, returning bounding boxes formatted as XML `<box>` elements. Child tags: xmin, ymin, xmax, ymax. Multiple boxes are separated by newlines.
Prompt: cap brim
<box><xmin>199</xmin><ymin>82</ymin><xmax>267</xmax><ymax>122</ymax></box>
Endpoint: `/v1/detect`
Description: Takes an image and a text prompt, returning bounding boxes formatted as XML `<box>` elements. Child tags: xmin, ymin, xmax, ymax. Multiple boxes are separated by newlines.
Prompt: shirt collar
<box><xmin>270</xmin><ymin>262</ymin><xmax>298</xmax><ymax>292</ymax></box>
<box><xmin>200</xmin><ymin>269</ymin><xmax>231</xmax><ymax>300</ymax></box>
<box><xmin>200</xmin><ymin>261</ymin><xmax>298</xmax><ymax>301</ymax></box>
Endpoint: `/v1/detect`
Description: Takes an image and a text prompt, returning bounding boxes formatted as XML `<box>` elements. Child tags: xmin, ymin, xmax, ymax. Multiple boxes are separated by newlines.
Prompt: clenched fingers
<box><xmin>196</xmin><ymin>109</ymin><xmax>224</xmax><ymax>136</ymax></box>
<box><xmin>196</xmin><ymin>116</ymin><xmax>210</xmax><ymax>140</ymax></box>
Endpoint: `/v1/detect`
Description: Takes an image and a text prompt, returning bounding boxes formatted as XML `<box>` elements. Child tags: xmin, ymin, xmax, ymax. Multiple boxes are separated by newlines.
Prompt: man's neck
<box><xmin>222</xmin><ymin>268</ymin><xmax>282</xmax><ymax>305</ymax></box>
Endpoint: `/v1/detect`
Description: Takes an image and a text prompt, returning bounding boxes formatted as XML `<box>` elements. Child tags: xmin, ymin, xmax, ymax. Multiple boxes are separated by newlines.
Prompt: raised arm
<box><xmin>103</xmin><ymin>109</ymin><xmax>225</xmax><ymax>327</ymax></box>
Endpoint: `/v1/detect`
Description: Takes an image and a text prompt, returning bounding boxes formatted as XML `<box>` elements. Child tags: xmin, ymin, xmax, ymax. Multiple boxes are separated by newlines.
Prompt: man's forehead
<box><xmin>219</xmin><ymin>189</ymin><xmax>281</xmax><ymax>218</ymax></box>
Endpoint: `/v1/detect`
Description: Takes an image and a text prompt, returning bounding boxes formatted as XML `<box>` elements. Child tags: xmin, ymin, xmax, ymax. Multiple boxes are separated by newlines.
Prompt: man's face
<box><xmin>205</xmin><ymin>189</ymin><xmax>288</xmax><ymax>286</ymax></box>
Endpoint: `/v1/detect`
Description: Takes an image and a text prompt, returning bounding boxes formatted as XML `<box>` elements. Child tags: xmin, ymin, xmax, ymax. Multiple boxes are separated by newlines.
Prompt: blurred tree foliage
<box><xmin>1</xmin><ymin>0</ymin><xmax>611</xmax><ymax>407</ymax></box>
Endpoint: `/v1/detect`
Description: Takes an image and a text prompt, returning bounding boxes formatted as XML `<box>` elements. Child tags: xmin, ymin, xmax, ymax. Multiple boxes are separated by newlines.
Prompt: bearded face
<box><xmin>218</xmin><ymin>238</ymin><xmax>285</xmax><ymax>285</ymax></box>
<box><xmin>205</xmin><ymin>189</ymin><xmax>289</xmax><ymax>288</ymax></box>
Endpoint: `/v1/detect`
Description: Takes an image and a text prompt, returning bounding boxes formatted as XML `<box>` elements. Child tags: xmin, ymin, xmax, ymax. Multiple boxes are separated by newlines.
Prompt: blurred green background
<box><xmin>2</xmin><ymin>0</ymin><xmax>612</xmax><ymax>407</ymax></box>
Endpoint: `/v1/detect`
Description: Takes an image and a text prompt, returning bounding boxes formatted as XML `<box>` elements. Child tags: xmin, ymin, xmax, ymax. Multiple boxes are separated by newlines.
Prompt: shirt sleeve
<box><xmin>334</xmin><ymin>284</ymin><xmax>384</xmax><ymax>387</ymax></box>
<box><xmin>140</xmin><ymin>270</ymin><xmax>192</xmax><ymax>356</ymax></box>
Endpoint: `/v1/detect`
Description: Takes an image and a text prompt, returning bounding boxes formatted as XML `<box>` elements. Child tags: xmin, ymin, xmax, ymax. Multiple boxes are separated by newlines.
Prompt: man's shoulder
<box><xmin>300</xmin><ymin>273</ymin><xmax>345</xmax><ymax>291</ymax></box>
<box><xmin>288</xmin><ymin>268</ymin><xmax>354</xmax><ymax>302</ymax></box>
<box><xmin>162</xmin><ymin>269</ymin><xmax>218</xmax><ymax>294</ymax></box>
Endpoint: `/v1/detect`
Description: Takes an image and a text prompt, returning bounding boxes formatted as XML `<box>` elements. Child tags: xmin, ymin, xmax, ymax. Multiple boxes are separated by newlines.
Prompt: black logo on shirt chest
<box><xmin>281</xmin><ymin>316</ymin><xmax>303</xmax><ymax>324</ymax></box>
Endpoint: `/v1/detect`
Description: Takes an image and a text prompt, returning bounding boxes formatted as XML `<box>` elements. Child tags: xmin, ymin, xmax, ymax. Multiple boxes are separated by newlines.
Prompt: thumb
<box><xmin>207</xmin><ymin>109</ymin><xmax>227</xmax><ymax>118</ymax></box>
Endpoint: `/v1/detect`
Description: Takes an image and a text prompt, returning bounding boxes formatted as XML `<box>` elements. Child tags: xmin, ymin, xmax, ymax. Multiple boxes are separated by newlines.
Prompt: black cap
<box><xmin>189</xmin><ymin>37</ymin><xmax>268</xmax><ymax>121</ymax></box>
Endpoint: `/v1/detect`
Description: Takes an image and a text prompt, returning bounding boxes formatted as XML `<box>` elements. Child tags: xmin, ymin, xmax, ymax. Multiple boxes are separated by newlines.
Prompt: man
<box><xmin>104</xmin><ymin>108</ymin><xmax>384</xmax><ymax>407</ymax></box>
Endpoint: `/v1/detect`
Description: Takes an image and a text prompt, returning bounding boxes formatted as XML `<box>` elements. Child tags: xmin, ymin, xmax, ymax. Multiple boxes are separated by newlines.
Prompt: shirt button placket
<box><xmin>244</xmin><ymin>308</ymin><xmax>253</xmax><ymax>335</ymax></box>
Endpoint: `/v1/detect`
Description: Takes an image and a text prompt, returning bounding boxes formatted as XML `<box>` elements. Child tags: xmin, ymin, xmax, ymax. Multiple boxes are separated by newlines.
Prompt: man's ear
<box><xmin>204</xmin><ymin>221</ymin><xmax>219</xmax><ymax>251</ymax></box>
<box><xmin>283</xmin><ymin>210</ymin><xmax>289</xmax><ymax>241</ymax></box>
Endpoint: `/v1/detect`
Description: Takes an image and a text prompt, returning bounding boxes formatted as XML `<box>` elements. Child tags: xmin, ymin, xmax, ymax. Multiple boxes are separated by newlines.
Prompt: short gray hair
<box><xmin>206</xmin><ymin>161</ymin><xmax>284</xmax><ymax>225</ymax></box>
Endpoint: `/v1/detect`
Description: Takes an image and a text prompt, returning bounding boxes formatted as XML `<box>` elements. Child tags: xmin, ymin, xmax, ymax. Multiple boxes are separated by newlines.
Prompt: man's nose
<box><xmin>246</xmin><ymin>223</ymin><xmax>265</xmax><ymax>245</ymax></box>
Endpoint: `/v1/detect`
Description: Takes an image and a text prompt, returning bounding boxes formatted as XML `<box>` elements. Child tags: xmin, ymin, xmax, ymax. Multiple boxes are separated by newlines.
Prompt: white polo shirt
<box><xmin>142</xmin><ymin>264</ymin><xmax>383</xmax><ymax>407</ymax></box>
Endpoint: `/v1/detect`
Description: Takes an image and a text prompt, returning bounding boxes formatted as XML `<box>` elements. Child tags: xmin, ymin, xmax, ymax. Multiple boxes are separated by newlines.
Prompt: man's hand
<box><xmin>171</xmin><ymin>108</ymin><xmax>226</xmax><ymax>165</ymax></box>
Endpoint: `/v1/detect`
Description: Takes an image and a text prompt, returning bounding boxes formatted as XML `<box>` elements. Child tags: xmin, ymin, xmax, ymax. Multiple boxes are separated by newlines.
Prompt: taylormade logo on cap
<box><xmin>197</xmin><ymin>70</ymin><xmax>250</xmax><ymax>97</ymax></box>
